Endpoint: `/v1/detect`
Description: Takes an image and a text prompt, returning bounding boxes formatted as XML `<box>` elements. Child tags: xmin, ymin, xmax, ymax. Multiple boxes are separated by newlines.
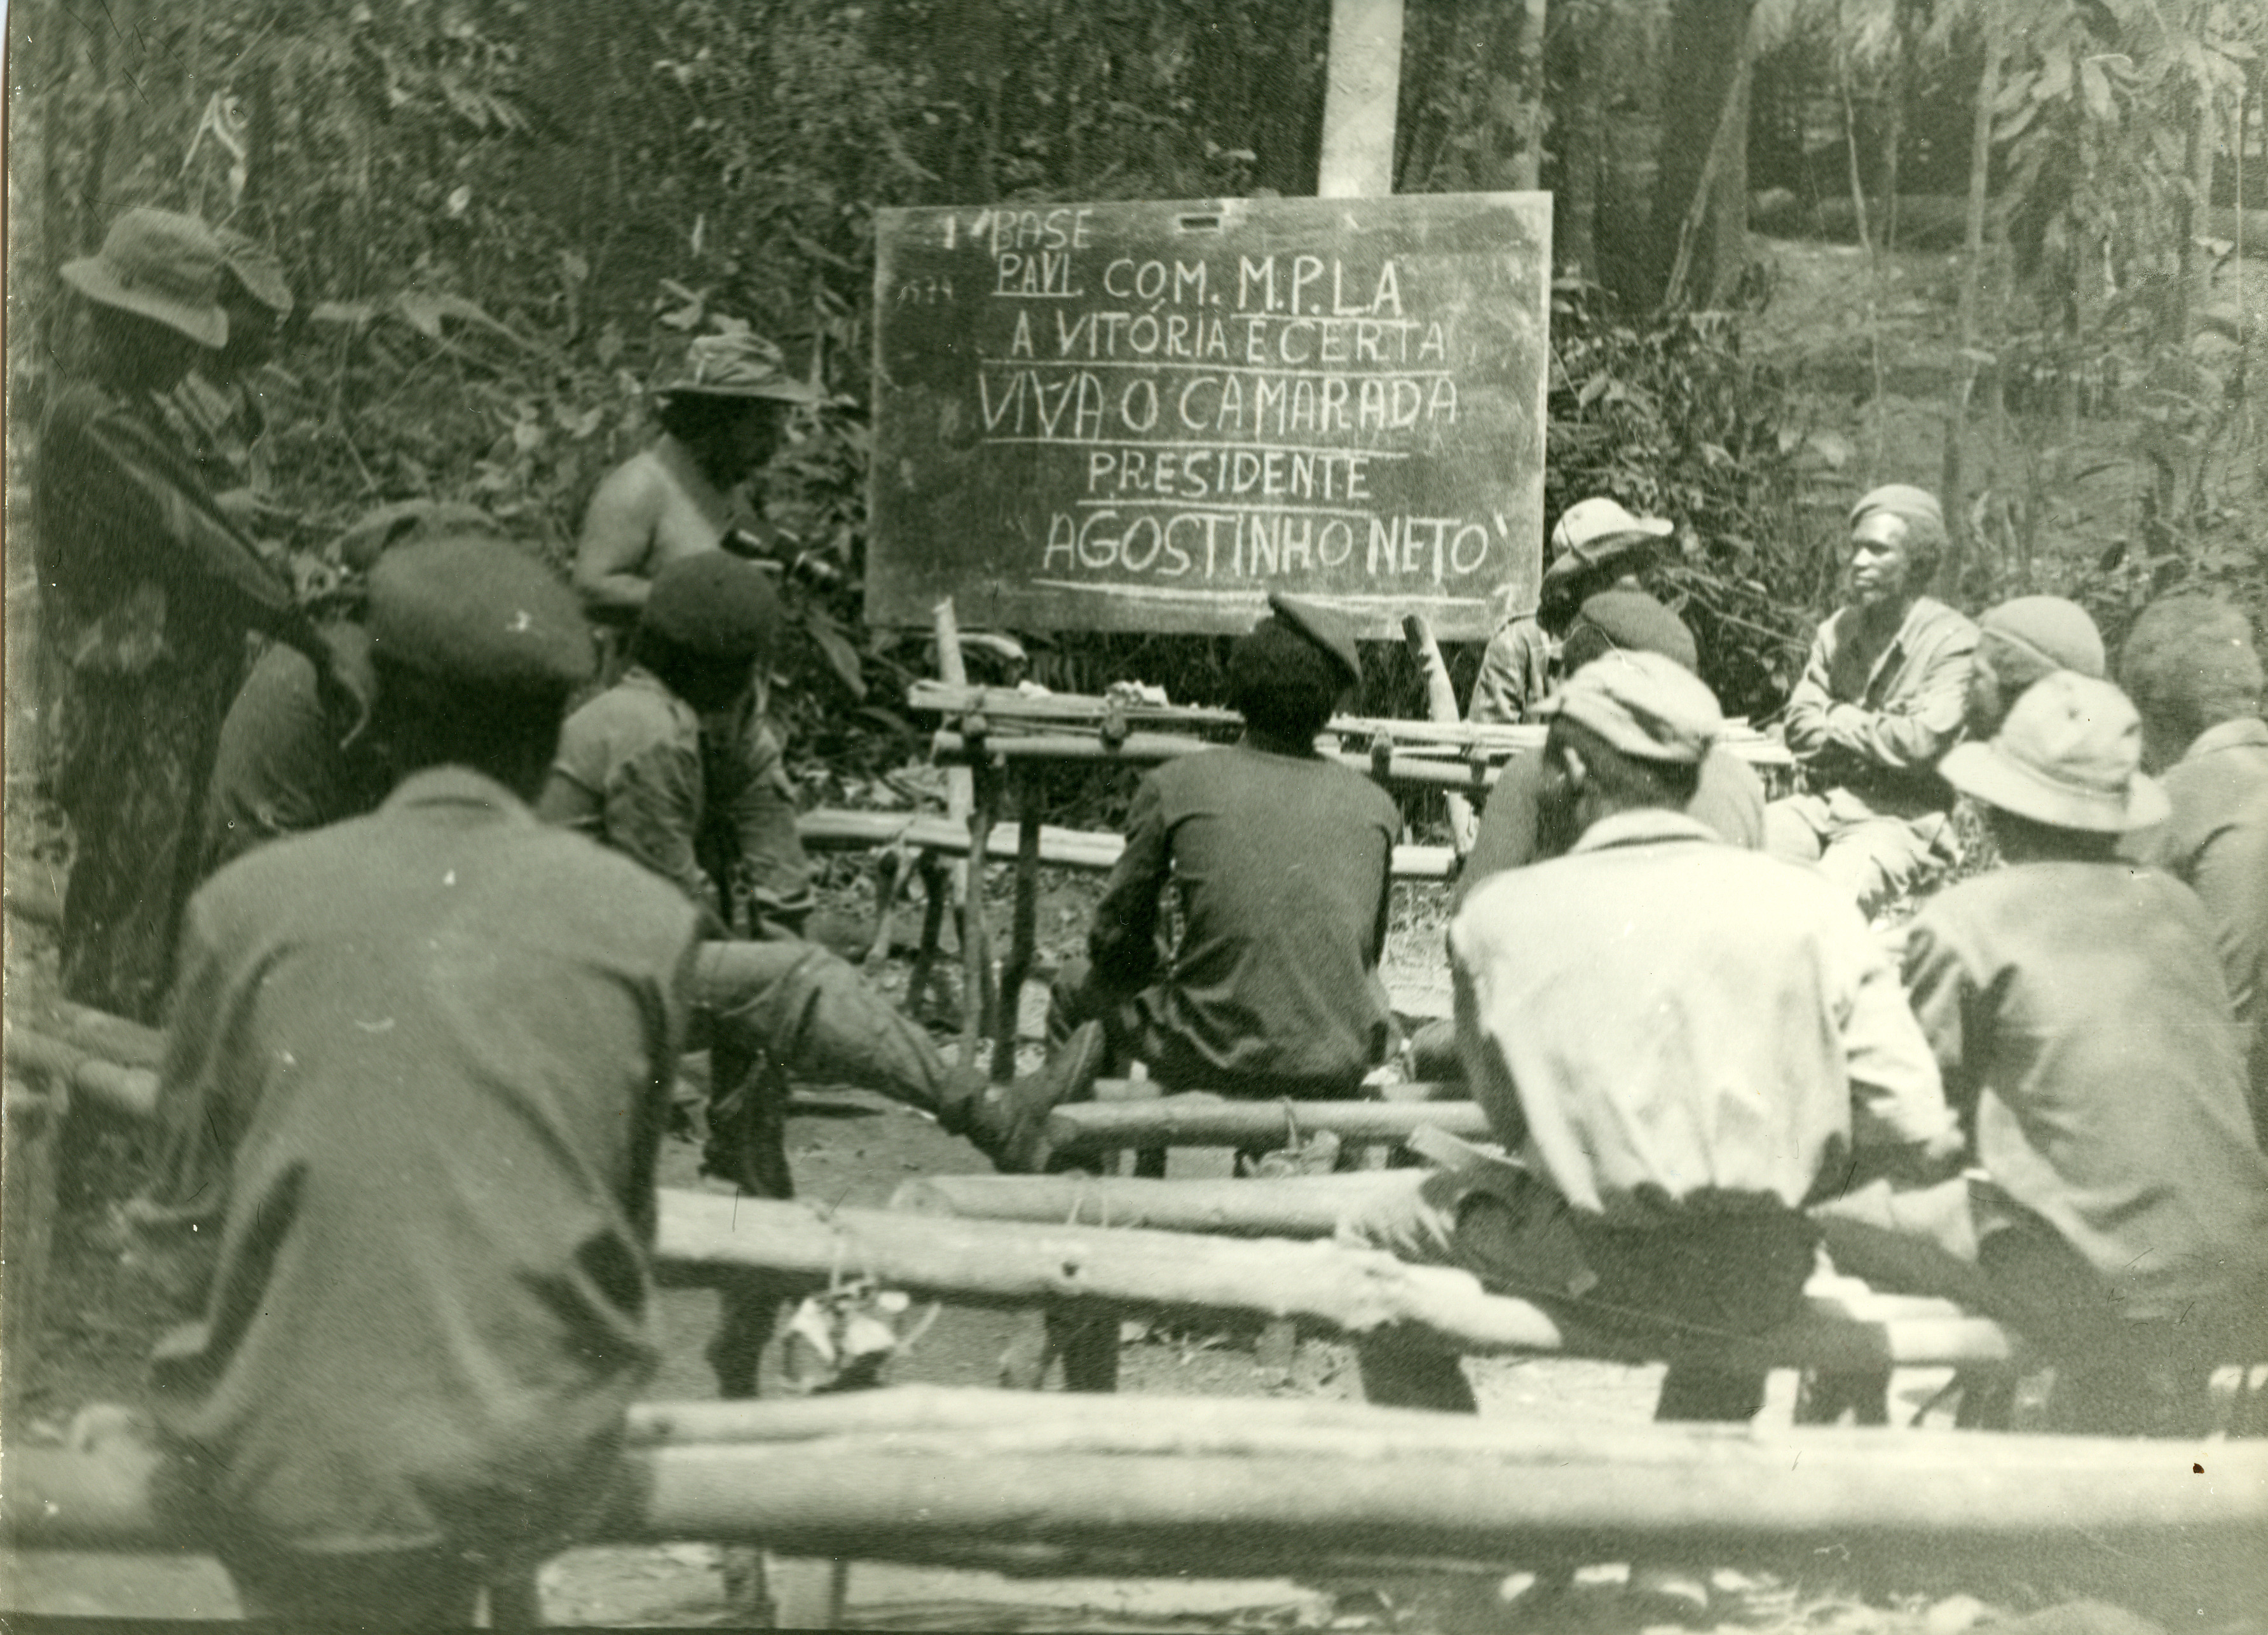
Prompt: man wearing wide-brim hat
<box><xmin>573</xmin><ymin>325</ymin><xmax>831</xmax><ymax>931</ymax></box>
<box><xmin>573</xmin><ymin>325</ymin><xmax>828</xmax><ymax>625</ymax></box>
<box><xmin>163</xmin><ymin>225</ymin><xmax>296</xmax><ymax>526</ymax></box>
<box><xmin>1816</xmin><ymin>671</ymin><xmax>2268</xmax><ymax>1435</ymax></box>
<box><xmin>36</xmin><ymin>206</ymin><xmax>330</xmax><ymax>1023</ymax></box>
<box><xmin>1468</xmin><ymin>495</ymin><xmax>1674</xmax><ymax>726</ymax></box>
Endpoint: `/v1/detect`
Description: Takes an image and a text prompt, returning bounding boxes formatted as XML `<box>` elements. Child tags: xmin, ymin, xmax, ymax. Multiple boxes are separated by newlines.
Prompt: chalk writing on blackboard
<box><xmin>868</xmin><ymin>194</ymin><xmax>1550</xmax><ymax>638</ymax></box>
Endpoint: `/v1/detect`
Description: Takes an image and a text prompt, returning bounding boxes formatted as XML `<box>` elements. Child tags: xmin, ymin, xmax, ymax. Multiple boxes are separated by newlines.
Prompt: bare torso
<box><xmin>573</xmin><ymin>435</ymin><xmax>755</xmax><ymax>618</ymax></box>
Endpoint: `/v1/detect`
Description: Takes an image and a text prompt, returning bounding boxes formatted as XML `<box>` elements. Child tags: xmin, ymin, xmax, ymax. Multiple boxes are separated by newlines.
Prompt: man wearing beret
<box><xmin>1964</xmin><ymin>594</ymin><xmax>2105</xmax><ymax>739</ymax></box>
<box><xmin>135</xmin><ymin>535</ymin><xmax>696</xmax><ymax>1624</ymax></box>
<box><xmin>1049</xmin><ymin>592</ymin><xmax>1402</xmax><ymax>1102</ymax></box>
<box><xmin>1468</xmin><ymin>496</ymin><xmax>1673</xmax><ymax>726</ymax></box>
<box><xmin>1816</xmin><ymin>672</ymin><xmax>2268</xmax><ymax>1433</ymax></box>
<box><xmin>2119</xmin><ymin>594</ymin><xmax>2268</xmax><ymax>1139</ymax></box>
<box><xmin>1341</xmin><ymin>649</ymin><xmax>1960</xmax><ymax>1621</ymax></box>
<box><xmin>36</xmin><ymin>207</ymin><xmax>336</xmax><ymax>1023</ymax></box>
<box><xmin>1765</xmin><ymin>484</ymin><xmax>1980</xmax><ymax>918</ymax></box>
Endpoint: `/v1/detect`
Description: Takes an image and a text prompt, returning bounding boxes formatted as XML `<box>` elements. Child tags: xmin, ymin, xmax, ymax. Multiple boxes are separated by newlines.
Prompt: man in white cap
<box><xmin>2119</xmin><ymin>593</ymin><xmax>2268</xmax><ymax>1140</ymax></box>
<box><xmin>1468</xmin><ymin>495</ymin><xmax>1674</xmax><ymax>725</ymax></box>
<box><xmin>1817</xmin><ymin>672</ymin><xmax>2268</xmax><ymax>1435</ymax></box>
<box><xmin>1765</xmin><ymin>484</ymin><xmax>1979</xmax><ymax>917</ymax></box>
<box><xmin>1341</xmin><ymin>649</ymin><xmax>1959</xmax><ymax>1620</ymax></box>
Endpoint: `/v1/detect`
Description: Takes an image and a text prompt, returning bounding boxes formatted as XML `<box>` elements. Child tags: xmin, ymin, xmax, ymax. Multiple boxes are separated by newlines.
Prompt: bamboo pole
<box><xmin>652</xmin><ymin>1193</ymin><xmax>2016</xmax><ymax>1371</ymax></box>
<box><xmin>1042</xmin><ymin>1095</ymin><xmax>1487</xmax><ymax>1156</ymax></box>
<box><xmin>889</xmin><ymin>1171</ymin><xmax>1411</xmax><ymax>1238</ymax></box>
<box><xmin>13</xmin><ymin>1418</ymin><xmax>2262</xmax><ymax>1608</ymax></box>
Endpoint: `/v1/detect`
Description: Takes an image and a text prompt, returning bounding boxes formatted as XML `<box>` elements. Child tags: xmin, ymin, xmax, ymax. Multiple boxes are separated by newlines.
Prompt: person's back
<box><xmin>1459</xmin><ymin>823</ymin><xmax>1942</xmax><ymax>1221</ymax></box>
<box><xmin>151</xmin><ymin>776</ymin><xmax>697</xmax><ymax>1555</ymax></box>
<box><xmin>1135</xmin><ymin>742</ymin><xmax>1399</xmax><ymax>1089</ymax></box>
<box><xmin>1906</xmin><ymin>860</ymin><xmax>2266</xmax><ymax>1322</ymax></box>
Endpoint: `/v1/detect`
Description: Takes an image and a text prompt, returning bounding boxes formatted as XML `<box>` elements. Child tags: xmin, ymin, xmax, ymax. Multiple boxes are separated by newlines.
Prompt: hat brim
<box><xmin>654</xmin><ymin>379</ymin><xmax>827</xmax><ymax>406</ymax></box>
<box><xmin>1939</xmin><ymin>741</ymin><xmax>2171</xmax><ymax>833</ymax></box>
<box><xmin>1541</xmin><ymin>530</ymin><xmax>1665</xmax><ymax>591</ymax></box>
<box><xmin>62</xmin><ymin>259</ymin><xmax>228</xmax><ymax>348</ymax></box>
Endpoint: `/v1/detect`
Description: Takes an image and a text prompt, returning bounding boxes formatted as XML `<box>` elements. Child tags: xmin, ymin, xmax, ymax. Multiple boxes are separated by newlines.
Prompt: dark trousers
<box><xmin>220</xmin><ymin>1545</ymin><xmax>486</xmax><ymax>1625</ymax></box>
<box><xmin>1048</xmin><ymin>957</ymin><xmax>1366</xmax><ymax>1100</ymax></box>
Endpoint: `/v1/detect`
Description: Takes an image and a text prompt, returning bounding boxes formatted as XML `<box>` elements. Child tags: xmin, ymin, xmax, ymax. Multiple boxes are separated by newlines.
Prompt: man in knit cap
<box><xmin>1816</xmin><ymin>671</ymin><xmax>2268</xmax><ymax>1434</ymax></box>
<box><xmin>1342</xmin><ymin>650</ymin><xmax>1958</xmax><ymax>1622</ymax></box>
<box><xmin>2119</xmin><ymin>593</ymin><xmax>2268</xmax><ymax>1138</ymax></box>
<box><xmin>136</xmin><ymin>534</ymin><xmax>695</xmax><ymax>1624</ymax></box>
<box><xmin>1765</xmin><ymin>484</ymin><xmax>1979</xmax><ymax>917</ymax></box>
<box><xmin>1050</xmin><ymin>592</ymin><xmax>1401</xmax><ymax>1102</ymax></box>
<box><xmin>1965</xmin><ymin>594</ymin><xmax>2105</xmax><ymax>739</ymax></box>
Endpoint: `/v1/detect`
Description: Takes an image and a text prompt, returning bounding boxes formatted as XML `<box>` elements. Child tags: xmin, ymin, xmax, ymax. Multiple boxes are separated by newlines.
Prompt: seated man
<box><xmin>1964</xmin><ymin>594</ymin><xmax>2105</xmax><ymax>740</ymax></box>
<box><xmin>1341</xmin><ymin>651</ymin><xmax>1959</xmax><ymax>1621</ymax></box>
<box><xmin>2119</xmin><ymin>594</ymin><xmax>2268</xmax><ymax>1140</ymax></box>
<box><xmin>1468</xmin><ymin>496</ymin><xmax>1672</xmax><ymax>725</ymax></box>
<box><xmin>1765</xmin><ymin>484</ymin><xmax>1978</xmax><ymax>917</ymax></box>
<box><xmin>133</xmin><ymin>534</ymin><xmax>696</xmax><ymax>1624</ymax></box>
<box><xmin>1454</xmin><ymin>587</ymin><xmax>1765</xmax><ymax>910</ymax></box>
<box><xmin>1817</xmin><ymin>673</ymin><xmax>2268</xmax><ymax>1435</ymax></box>
<box><xmin>1050</xmin><ymin>592</ymin><xmax>1400</xmax><ymax>1098</ymax></box>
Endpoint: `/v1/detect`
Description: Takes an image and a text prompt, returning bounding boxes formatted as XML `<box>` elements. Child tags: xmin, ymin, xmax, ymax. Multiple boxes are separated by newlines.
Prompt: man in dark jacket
<box><xmin>1049</xmin><ymin>593</ymin><xmax>1401</xmax><ymax>1098</ymax></box>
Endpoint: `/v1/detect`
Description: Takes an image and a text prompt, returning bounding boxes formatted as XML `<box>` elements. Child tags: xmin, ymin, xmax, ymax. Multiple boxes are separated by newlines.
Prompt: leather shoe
<box><xmin>965</xmin><ymin>1021</ymin><xmax>1107</xmax><ymax>1172</ymax></box>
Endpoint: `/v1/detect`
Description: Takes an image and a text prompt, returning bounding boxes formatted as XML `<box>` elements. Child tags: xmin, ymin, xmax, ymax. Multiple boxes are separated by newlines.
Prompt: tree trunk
<box><xmin>1940</xmin><ymin>30</ymin><xmax>2002</xmax><ymax>603</ymax></box>
<box><xmin>1508</xmin><ymin>0</ymin><xmax>1548</xmax><ymax>191</ymax></box>
<box><xmin>1646</xmin><ymin>0</ymin><xmax>1754</xmax><ymax>307</ymax></box>
<box><xmin>1556</xmin><ymin>17</ymin><xmax>1600</xmax><ymax>280</ymax></box>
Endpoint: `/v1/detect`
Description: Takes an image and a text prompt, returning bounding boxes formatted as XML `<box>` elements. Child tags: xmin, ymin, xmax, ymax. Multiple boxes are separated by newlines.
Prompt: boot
<box><xmin>945</xmin><ymin>1021</ymin><xmax>1107</xmax><ymax>1173</ymax></box>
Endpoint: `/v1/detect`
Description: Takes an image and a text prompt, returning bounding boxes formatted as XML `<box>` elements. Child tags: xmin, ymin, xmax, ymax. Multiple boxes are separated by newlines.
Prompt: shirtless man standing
<box><xmin>575</xmin><ymin>328</ymin><xmax>827</xmax><ymax>932</ymax></box>
<box><xmin>574</xmin><ymin>328</ymin><xmax>823</xmax><ymax>628</ymax></box>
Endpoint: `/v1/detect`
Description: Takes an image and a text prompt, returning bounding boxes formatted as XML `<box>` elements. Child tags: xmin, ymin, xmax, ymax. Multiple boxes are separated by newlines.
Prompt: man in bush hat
<box><xmin>1964</xmin><ymin>594</ymin><xmax>2105</xmax><ymax>739</ymax></box>
<box><xmin>2119</xmin><ymin>593</ymin><xmax>2268</xmax><ymax>1137</ymax></box>
<box><xmin>574</xmin><ymin>325</ymin><xmax>826</xmax><ymax>929</ymax></box>
<box><xmin>1765</xmin><ymin>483</ymin><xmax>1979</xmax><ymax>918</ymax></box>
<box><xmin>1815</xmin><ymin>672</ymin><xmax>2267</xmax><ymax>1435</ymax></box>
<box><xmin>543</xmin><ymin>550</ymin><xmax>1102</xmax><ymax>1392</ymax></box>
<box><xmin>165</xmin><ymin>226</ymin><xmax>294</xmax><ymax>524</ymax></box>
<box><xmin>1046</xmin><ymin>593</ymin><xmax>1402</xmax><ymax>1106</ymax></box>
<box><xmin>1341</xmin><ymin>648</ymin><xmax>1958</xmax><ymax>1622</ymax></box>
<box><xmin>135</xmin><ymin>534</ymin><xmax>697</xmax><ymax>1624</ymax></box>
<box><xmin>575</xmin><ymin>325</ymin><xmax>825</xmax><ymax>626</ymax></box>
<box><xmin>36</xmin><ymin>206</ymin><xmax>332</xmax><ymax>1023</ymax></box>
<box><xmin>1468</xmin><ymin>496</ymin><xmax>1674</xmax><ymax>725</ymax></box>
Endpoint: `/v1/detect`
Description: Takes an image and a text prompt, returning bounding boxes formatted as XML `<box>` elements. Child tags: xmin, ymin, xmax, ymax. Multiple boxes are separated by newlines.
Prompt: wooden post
<box><xmin>1</xmin><ymin>1074</ymin><xmax>69</xmax><ymax>1430</ymax></box>
<box><xmin>990</xmin><ymin>765</ymin><xmax>1044</xmax><ymax>1083</ymax></box>
<box><xmin>1317</xmin><ymin>0</ymin><xmax>1406</xmax><ymax>199</ymax></box>
<box><xmin>927</xmin><ymin>598</ymin><xmax>975</xmax><ymax>1022</ymax></box>
<box><xmin>1402</xmin><ymin>613</ymin><xmax>1477</xmax><ymax>855</ymax></box>
<box><xmin>960</xmin><ymin>736</ymin><xmax>1000</xmax><ymax>1069</ymax></box>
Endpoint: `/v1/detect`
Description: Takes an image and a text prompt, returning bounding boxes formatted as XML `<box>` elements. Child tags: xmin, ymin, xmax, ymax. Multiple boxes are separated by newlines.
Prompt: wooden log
<box><xmin>906</xmin><ymin>681</ymin><xmax>1791</xmax><ymax>767</ymax></box>
<box><xmin>797</xmin><ymin>806</ymin><xmax>1458</xmax><ymax>882</ymax></box>
<box><xmin>932</xmin><ymin>730</ymin><xmax>1788</xmax><ymax>789</ymax></box>
<box><xmin>1042</xmin><ymin>1095</ymin><xmax>1489</xmax><ymax>1156</ymax></box>
<box><xmin>652</xmin><ymin>1193</ymin><xmax>2015</xmax><ymax>1371</ymax></box>
<box><xmin>13</xmin><ymin>1416</ymin><xmax>2262</xmax><ymax>1606</ymax></box>
<box><xmin>889</xmin><ymin>1172</ymin><xmax>1411</xmax><ymax>1238</ymax></box>
<box><xmin>991</xmin><ymin>767</ymin><xmax>1044</xmax><ymax>1083</ymax></box>
<box><xmin>6</xmin><ymin>1027</ymin><xmax>160</xmax><ymax>1122</ymax></box>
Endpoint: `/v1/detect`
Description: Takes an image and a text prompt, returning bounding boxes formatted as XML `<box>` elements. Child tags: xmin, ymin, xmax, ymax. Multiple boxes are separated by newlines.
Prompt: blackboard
<box><xmin>866</xmin><ymin>192</ymin><xmax>1550</xmax><ymax>640</ymax></box>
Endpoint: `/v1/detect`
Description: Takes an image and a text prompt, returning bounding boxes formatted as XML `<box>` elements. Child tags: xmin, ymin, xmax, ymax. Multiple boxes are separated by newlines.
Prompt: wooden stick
<box><xmin>959</xmin><ymin>725</ymin><xmax>999</xmax><ymax>1066</ymax></box>
<box><xmin>1402</xmin><ymin>613</ymin><xmax>1477</xmax><ymax>854</ymax></box>
<box><xmin>1042</xmin><ymin>1095</ymin><xmax>1489</xmax><ymax>1156</ymax></box>
<box><xmin>930</xmin><ymin>598</ymin><xmax>974</xmax><ymax>1023</ymax></box>
<box><xmin>889</xmin><ymin>1172</ymin><xmax>1412</xmax><ymax>1238</ymax></box>
<box><xmin>991</xmin><ymin>766</ymin><xmax>1044</xmax><ymax>1082</ymax></box>
<box><xmin>7</xmin><ymin>1027</ymin><xmax>160</xmax><ymax>1122</ymax></box>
